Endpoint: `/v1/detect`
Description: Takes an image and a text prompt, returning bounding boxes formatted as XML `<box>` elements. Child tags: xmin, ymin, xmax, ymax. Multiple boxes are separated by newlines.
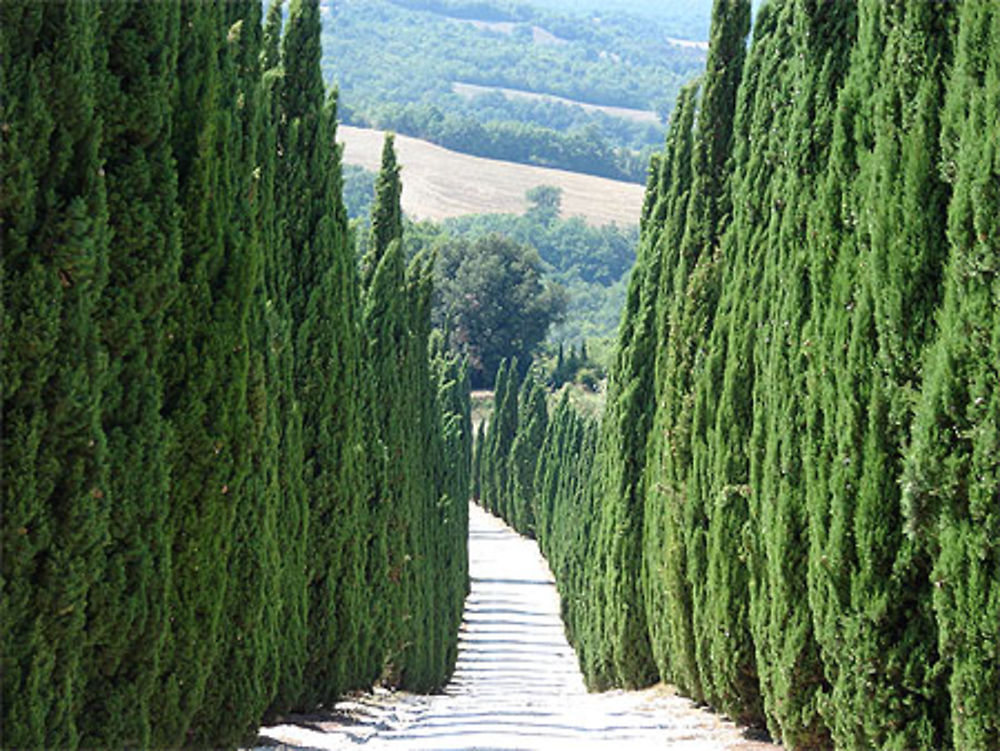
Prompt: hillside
<box><xmin>321</xmin><ymin>0</ymin><xmax>705</xmax><ymax>181</ymax></box>
<box><xmin>338</xmin><ymin>125</ymin><xmax>645</xmax><ymax>227</ymax></box>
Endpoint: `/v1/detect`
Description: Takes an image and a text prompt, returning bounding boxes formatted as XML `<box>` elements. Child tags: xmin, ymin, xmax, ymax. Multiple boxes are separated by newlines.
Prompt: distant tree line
<box><xmin>322</xmin><ymin>0</ymin><xmax>704</xmax><ymax>181</ymax></box>
<box><xmin>352</xmin><ymin>101</ymin><xmax>655</xmax><ymax>182</ymax></box>
<box><xmin>481</xmin><ymin>1</ymin><xmax>1000</xmax><ymax>750</ymax></box>
<box><xmin>1</xmin><ymin>2</ymin><xmax>471</xmax><ymax>748</ymax></box>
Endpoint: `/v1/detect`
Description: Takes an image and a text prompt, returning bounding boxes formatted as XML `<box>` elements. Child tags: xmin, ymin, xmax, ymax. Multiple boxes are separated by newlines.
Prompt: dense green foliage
<box><xmin>482</xmin><ymin>1</ymin><xmax>1000</xmax><ymax>749</ymax></box>
<box><xmin>1</xmin><ymin>2</ymin><xmax>470</xmax><ymax>747</ymax></box>
<box><xmin>321</xmin><ymin>0</ymin><xmax>706</xmax><ymax>180</ymax></box>
<box><xmin>432</xmin><ymin>234</ymin><xmax>566</xmax><ymax>387</ymax></box>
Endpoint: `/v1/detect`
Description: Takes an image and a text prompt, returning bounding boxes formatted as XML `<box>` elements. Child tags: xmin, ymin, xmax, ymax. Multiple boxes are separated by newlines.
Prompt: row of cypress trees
<box><xmin>481</xmin><ymin>1</ymin><xmax>998</xmax><ymax>749</ymax></box>
<box><xmin>1</xmin><ymin>1</ymin><xmax>471</xmax><ymax>748</ymax></box>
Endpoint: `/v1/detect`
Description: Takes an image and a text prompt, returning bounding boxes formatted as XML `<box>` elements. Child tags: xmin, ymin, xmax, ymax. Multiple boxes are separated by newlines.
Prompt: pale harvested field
<box><xmin>453</xmin><ymin>81</ymin><xmax>661</xmax><ymax>125</ymax></box>
<box><xmin>338</xmin><ymin>125</ymin><xmax>645</xmax><ymax>227</ymax></box>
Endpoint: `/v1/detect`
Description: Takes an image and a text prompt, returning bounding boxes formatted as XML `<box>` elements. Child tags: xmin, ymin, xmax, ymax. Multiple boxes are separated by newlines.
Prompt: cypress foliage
<box><xmin>638</xmin><ymin>82</ymin><xmax>699</xmax><ymax>695</ymax></box>
<box><xmin>479</xmin><ymin>358</ymin><xmax>506</xmax><ymax>515</ymax></box>
<box><xmin>3</xmin><ymin>1</ymin><xmax>471</xmax><ymax>744</ymax></box>
<box><xmin>508</xmin><ymin>372</ymin><xmax>548</xmax><ymax>536</ymax></box>
<box><xmin>472</xmin><ymin>419</ymin><xmax>486</xmax><ymax>503</ymax></box>
<box><xmin>679</xmin><ymin>4</ymin><xmax>781</xmax><ymax>722</ymax></box>
<box><xmin>903</xmin><ymin>4</ymin><xmax>1000</xmax><ymax>747</ymax></box>
<box><xmin>361</xmin><ymin>132</ymin><xmax>410</xmax><ymax>686</ymax></box>
<box><xmin>154</xmin><ymin>3</ymin><xmax>255</xmax><ymax>742</ymax></box>
<box><xmin>257</xmin><ymin>4</ymin><xmax>313</xmax><ymax>711</ymax></box>
<box><xmin>489</xmin><ymin>357</ymin><xmax>520</xmax><ymax>521</ymax></box>
<box><xmin>803</xmin><ymin>3</ymin><xmax>953</xmax><ymax>748</ymax></box>
<box><xmin>744</xmin><ymin>5</ymin><xmax>835</xmax><ymax>743</ymax></box>
<box><xmin>1</xmin><ymin>4</ymin><xmax>110</xmax><ymax>746</ymax></box>
<box><xmin>187</xmin><ymin>4</ymin><xmax>285</xmax><ymax>745</ymax></box>
<box><xmin>87</xmin><ymin>3</ymin><xmax>182</xmax><ymax>746</ymax></box>
<box><xmin>640</xmin><ymin>0</ymin><xmax>750</xmax><ymax>708</ymax></box>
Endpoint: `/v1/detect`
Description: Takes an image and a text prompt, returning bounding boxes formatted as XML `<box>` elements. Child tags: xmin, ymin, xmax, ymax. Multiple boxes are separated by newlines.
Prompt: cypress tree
<box><xmin>261</xmin><ymin>0</ymin><xmax>284</xmax><ymax>72</ymax></box>
<box><xmin>508</xmin><ymin>372</ymin><xmax>548</xmax><ymax>536</ymax></box>
<box><xmin>679</xmin><ymin>3</ymin><xmax>778</xmax><ymax>719</ymax></box>
<box><xmin>490</xmin><ymin>357</ymin><xmax>521</xmax><ymax>523</ymax></box>
<box><xmin>472</xmin><ymin>419</ymin><xmax>486</xmax><ymax>503</ymax></box>
<box><xmin>85</xmin><ymin>3</ymin><xmax>182</xmax><ymax>746</ymax></box>
<box><xmin>361</xmin><ymin>133</ymin><xmax>410</xmax><ymax>686</ymax></box>
<box><xmin>1</xmin><ymin>3</ymin><xmax>110</xmax><ymax>746</ymax></box>
<box><xmin>903</xmin><ymin>4</ymin><xmax>1000</xmax><ymax>747</ymax></box>
<box><xmin>480</xmin><ymin>358</ymin><xmax>508</xmax><ymax>515</ymax></box>
<box><xmin>801</xmin><ymin>3</ymin><xmax>953</xmax><ymax>748</ymax></box>
<box><xmin>187</xmin><ymin>4</ymin><xmax>286</xmax><ymax>744</ymax></box>
<box><xmin>363</xmin><ymin>133</ymin><xmax>404</xmax><ymax>289</ymax></box>
<box><xmin>642</xmin><ymin>0</ymin><xmax>750</xmax><ymax>709</ymax></box>
<box><xmin>633</xmin><ymin>81</ymin><xmax>699</xmax><ymax>695</ymax></box>
<box><xmin>742</xmin><ymin>2</ymin><xmax>847</xmax><ymax>743</ymax></box>
<box><xmin>152</xmin><ymin>3</ymin><xmax>255</xmax><ymax>742</ymax></box>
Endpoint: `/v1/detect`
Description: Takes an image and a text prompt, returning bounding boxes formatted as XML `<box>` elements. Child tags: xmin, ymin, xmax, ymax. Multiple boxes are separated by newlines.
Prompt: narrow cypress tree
<box><xmin>187</xmin><ymin>4</ymin><xmax>286</xmax><ymax>744</ymax></box>
<box><xmin>642</xmin><ymin>0</ymin><xmax>750</xmax><ymax>709</ymax></box>
<box><xmin>801</xmin><ymin>3</ymin><xmax>953</xmax><ymax>748</ymax></box>
<box><xmin>508</xmin><ymin>373</ymin><xmax>548</xmax><ymax>536</ymax></box>
<box><xmin>154</xmin><ymin>3</ymin><xmax>254</xmax><ymax>742</ymax></box>
<box><xmin>490</xmin><ymin>357</ymin><xmax>521</xmax><ymax>523</ymax></box>
<box><xmin>360</xmin><ymin>133</ymin><xmax>410</xmax><ymax>687</ymax></box>
<box><xmin>363</xmin><ymin>133</ymin><xmax>404</xmax><ymax>289</ymax></box>
<box><xmin>480</xmin><ymin>359</ymin><xmax>509</xmax><ymax>515</ymax></box>
<box><xmin>85</xmin><ymin>3</ymin><xmax>182</xmax><ymax>746</ymax></box>
<box><xmin>743</xmin><ymin>3</ymin><xmax>845</xmax><ymax>743</ymax></box>
<box><xmin>261</xmin><ymin>0</ymin><xmax>284</xmax><ymax>72</ymax></box>
<box><xmin>1</xmin><ymin>4</ymin><xmax>110</xmax><ymax>746</ymax></box>
<box><xmin>904</xmin><ymin>5</ymin><xmax>1000</xmax><ymax>747</ymax></box>
<box><xmin>472</xmin><ymin>419</ymin><xmax>486</xmax><ymax>503</ymax></box>
<box><xmin>639</xmin><ymin>82</ymin><xmax>699</xmax><ymax>695</ymax></box>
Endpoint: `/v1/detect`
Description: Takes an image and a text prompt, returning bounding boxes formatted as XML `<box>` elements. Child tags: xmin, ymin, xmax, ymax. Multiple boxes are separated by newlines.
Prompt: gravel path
<box><xmin>254</xmin><ymin>504</ymin><xmax>780</xmax><ymax>750</ymax></box>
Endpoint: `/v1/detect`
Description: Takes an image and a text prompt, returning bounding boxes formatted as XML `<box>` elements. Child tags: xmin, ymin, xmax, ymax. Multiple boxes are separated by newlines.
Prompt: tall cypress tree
<box><xmin>643</xmin><ymin>0</ymin><xmax>750</xmax><ymax>708</ymax></box>
<box><xmin>638</xmin><ymin>82</ymin><xmax>699</xmax><ymax>695</ymax></box>
<box><xmin>508</xmin><ymin>372</ymin><xmax>548</xmax><ymax>536</ymax></box>
<box><xmin>1</xmin><ymin>4</ymin><xmax>110</xmax><ymax>746</ymax></box>
<box><xmin>84</xmin><ymin>3</ymin><xmax>182</xmax><ymax>747</ymax></box>
<box><xmin>490</xmin><ymin>357</ymin><xmax>521</xmax><ymax>522</ymax></box>
<box><xmin>801</xmin><ymin>3</ymin><xmax>953</xmax><ymax>748</ymax></box>
<box><xmin>186</xmin><ymin>4</ymin><xmax>286</xmax><ymax>745</ymax></box>
<box><xmin>480</xmin><ymin>358</ymin><xmax>508</xmax><ymax>515</ymax></box>
<box><xmin>904</xmin><ymin>4</ymin><xmax>1000</xmax><ymax>747</ymax></box>
<box><xmin>712</xmin><ymin>2</ymin><xmax>855</xmax><ymax>745</ymax></box>
<box><xmin>151</xmin><ymin>3</ymin><xmax>256</xmax><ymax>743</ymax></box>
<box><xmin>256</xmin><ymin>1</ymin><xmax>313</xmax><ymax>710</ymax></box>
<box><xmin>361</xmin><ymin>134</ymin><xmax>411</xmax><ymax>686</ymax></box>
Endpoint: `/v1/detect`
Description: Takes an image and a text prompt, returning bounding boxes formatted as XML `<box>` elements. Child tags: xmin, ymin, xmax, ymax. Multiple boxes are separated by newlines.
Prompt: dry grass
<box><xmin>338</xmin><ymin>125</ymin><xmax>645</xmax><ymax>227</ymax></box>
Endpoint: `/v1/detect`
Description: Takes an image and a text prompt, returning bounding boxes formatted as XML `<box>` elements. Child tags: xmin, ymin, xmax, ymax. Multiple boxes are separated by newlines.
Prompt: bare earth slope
<box><xmin>254</xmin><ymin>504</ymin><xmax>781</xmax><ymax>750</ymax></box>
<box><xmin>338</xmin><ymin>126</ymin><xmax>645</xmax><ymax>227</ymax></box>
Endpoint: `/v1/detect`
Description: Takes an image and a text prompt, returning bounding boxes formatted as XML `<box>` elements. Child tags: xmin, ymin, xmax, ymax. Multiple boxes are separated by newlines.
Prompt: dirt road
<box><xmin>254</xmin><ymin>504</ymin><xmax>780</xmax><ymax>750</ymax></box>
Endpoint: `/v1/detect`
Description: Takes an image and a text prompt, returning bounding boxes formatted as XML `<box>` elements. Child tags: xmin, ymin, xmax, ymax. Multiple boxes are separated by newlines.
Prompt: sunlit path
<box><xmin>254</xmin><ymin>504</ymin><xmax>779</xmax><ymax>750</ymax></box>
